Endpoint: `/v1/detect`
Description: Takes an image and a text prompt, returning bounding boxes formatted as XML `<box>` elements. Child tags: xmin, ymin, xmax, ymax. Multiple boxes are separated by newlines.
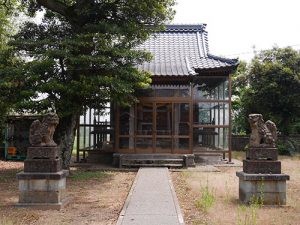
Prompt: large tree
<box><xmin>0</xmin><ymin>0</ymin><xmax>22</xmax><ymax>142</ymax></box>
<box><xmin>233</xmin><ymin>47</ymin><xmax>300</xmax><ymax>135</ymax></box>
<box><xmin>1</xmin><ymin>0</ymin><xmax>175</xmax><ymax>168</ymax></box>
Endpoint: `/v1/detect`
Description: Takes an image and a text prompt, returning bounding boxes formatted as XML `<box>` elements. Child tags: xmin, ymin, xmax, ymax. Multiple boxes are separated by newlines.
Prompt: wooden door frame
<box><xmin>115</xmin><ymin>97</ymin><xmax>193</xmax><ymax>154</ymax></box>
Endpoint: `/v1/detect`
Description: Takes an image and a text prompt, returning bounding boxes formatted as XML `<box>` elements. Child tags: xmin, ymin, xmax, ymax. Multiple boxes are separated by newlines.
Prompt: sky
<box><xmin>172</xmin><ymin>0</ymin><xmax>300</xmax><ymax>61</ymax></box>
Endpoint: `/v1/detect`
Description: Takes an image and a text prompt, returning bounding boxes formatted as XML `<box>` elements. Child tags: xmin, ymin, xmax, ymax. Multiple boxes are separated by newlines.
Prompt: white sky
<box><xmin>173</xmin><ymin>0</ymin><xmax>300</xmax><ymax>61</ymax></box>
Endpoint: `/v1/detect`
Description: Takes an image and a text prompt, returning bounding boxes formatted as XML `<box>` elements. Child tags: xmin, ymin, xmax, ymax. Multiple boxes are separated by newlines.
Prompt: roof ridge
<box><xmin>207</xmin><ymin>53</ymin><xmax>239</xmax><ymax>65</ymax></box>
<box><xmin>165</xmin><ymin>24</ymin><xmax>206</xmax><ymax>32</ymax></box>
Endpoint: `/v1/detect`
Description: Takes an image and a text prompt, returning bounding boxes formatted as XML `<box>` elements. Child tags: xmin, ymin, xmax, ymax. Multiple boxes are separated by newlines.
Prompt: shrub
<box><xmin>195</xmin><ymin>183</ymin><xmax>216</xmax><ymax>212</ymax></box>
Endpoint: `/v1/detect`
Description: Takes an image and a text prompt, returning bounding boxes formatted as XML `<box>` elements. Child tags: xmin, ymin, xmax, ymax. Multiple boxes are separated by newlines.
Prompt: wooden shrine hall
<box><xmin>76</xmin><ymin>24</ymin><xmax>238</xmax><ymax>167</ymax></box>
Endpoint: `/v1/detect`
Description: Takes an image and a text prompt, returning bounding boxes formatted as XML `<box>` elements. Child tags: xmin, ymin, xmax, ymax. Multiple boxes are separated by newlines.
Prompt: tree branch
<box><xmin>36</xmin><ymin>0</ymin><xmax>69</xmax><ymax>17</ymax></box>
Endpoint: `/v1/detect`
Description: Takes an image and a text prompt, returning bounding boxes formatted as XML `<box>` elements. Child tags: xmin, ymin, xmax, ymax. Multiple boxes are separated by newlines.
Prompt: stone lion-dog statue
<box><xmin>248</xmin><ymin>114</ymin><xmax>277</xmax><ymax>148</ymax></box>
<box><xmin>29</xmin><ymin>113</ymin><xmax>59</xmax><ymax>147</ymax></box>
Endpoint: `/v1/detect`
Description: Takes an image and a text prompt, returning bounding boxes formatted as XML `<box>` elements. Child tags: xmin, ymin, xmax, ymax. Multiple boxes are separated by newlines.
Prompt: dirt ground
<box><xmin>172</xmin><ymin>153</ymin><xmax>300</xmax><ymax>225</ymax></box>
<box><xmin>1</xmin><ymin>153</ymin><xmax>300</xmax><ymax>225</ymax></box>
<box><xmin>0</xmin><ymin>160</ymin><xmax>135</xmax><ymax>225</ymax></box>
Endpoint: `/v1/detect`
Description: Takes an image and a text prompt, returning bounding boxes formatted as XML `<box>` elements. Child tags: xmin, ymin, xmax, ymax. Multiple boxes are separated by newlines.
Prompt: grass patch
<box><xmin>237</xmin><ymin>182</ymin><xmax>264</xmax><ymax>225</ymax></box>
<box><xmin>182</xmin><ymin>171</ymin><xmax>192</xmax><ymax>178</ymax></box>
<box><xmin>70</xmin><ymin>170</ymin><xmax>110</xmax><ymax>181</ymax></box>
<box><xmin>195</xmin><ymin>180</ymin><xmax>216</xmax><ymax>213</ymax></box>
<box><xmin>237</xmin><ymin>200</ymin><xmax>261</xmax><ymax>225</ymax></box>
<box><xmin>232</xmin><ymin>151</ymin><xmax>245</xmax><ymax>160</ymax></box>
<box><xmin>0</xmin><ymin>217</ymin><xmax>15</xmax><ymax>225</ymax></box>
<box><xmin>0</xmin><ymin>169</ymin><xmax>22</xmax><ymax>182</ymax></box>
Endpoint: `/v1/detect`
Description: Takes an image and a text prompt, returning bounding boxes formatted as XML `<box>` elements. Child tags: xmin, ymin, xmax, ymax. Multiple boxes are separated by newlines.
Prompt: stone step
<box><xmin>113</xmin><ymin>153</ymin><xmax>195</xmax><ymax>168</ymax></box>
<box><xmin>194</xmin><ymin>153</ymin><xmax>222</xmax><ymax>164</ymax></box>
<box><xmin>121</xmin><ymin>159</ymin><xmax>185</xmax><ymax>168</ymax></box>
<box><xmin>121</xmin><ymin>163</ymin><xmax>183</xmax><ymax>168</ymax></box>
<box><xmin>120</xmin><ymin>154</ymin><xmax>186</xmax><ymax>159</ymax></box>
<box><xmin>122</xmin><ymin>158</ymin><xmax>184</xmax><ymax>163</ymax></box>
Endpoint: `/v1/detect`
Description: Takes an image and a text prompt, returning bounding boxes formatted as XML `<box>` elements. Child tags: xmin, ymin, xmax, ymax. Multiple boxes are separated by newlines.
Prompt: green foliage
<box><xmin>290</xmin><ymin>119</ymin><xmax>300</xmax><ymax>134</ymax></box>
<box><xmin>70</xmin><ymin>170</ymin><xmax>110</xmax><ymax>181</ymax></box>
<box><xmin>0</xmin><ymin>0</ymin><xmax>175</xmax><ymax>167</ymax></box>
<box><xmin>232</xmin><ymin>60</ymin><xmax>250</xmax><ymax>134</ymax></box>
<box><xmin>2</xmin><ymin>0</ymin><xmax>175</xmax><ymax>116</ymax></box>
<box><xmin>237</xmin><ymin>181</ymin><xmax>264</xmax><ymax>225</ymax></box>
<box><xmin>232</xmin><ymin>47</ymin><xmax>300</xmax><ymax>135</ymax></box>
<box><xmin>195</xmin><ymin>180</ymin><xmax>216</xmax><ymax>212</ymax></box>
<box><xmin>0</xmin><ymin>217</ymin><xmax>15</xmax><ymax>225</ymax></box>
<box><xmin>0</xmin><ymin>0</ymin><xmax>22</xmax><ymax>143</ymax></box>
<box><xmin>277</xmin><ymin>141</ymin><xmax>290</xmax><ymax>155</ymax></box>
<box><xmin>277</xmin><ymin>138</ymin><xmax>297</xmax><ymax>155</ymax></box>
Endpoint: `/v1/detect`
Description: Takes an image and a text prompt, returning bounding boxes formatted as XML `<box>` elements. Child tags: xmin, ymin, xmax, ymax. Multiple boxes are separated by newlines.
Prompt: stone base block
<box><xmin>243</xmin><ymin>160</ymin><xmax>281</xmax><ymax>174</ymax></box>
<box><xmin>19</xmin><ymin>177</ymin><xmax>66</xmax><ymax>191</ymax></box>
<box><xmin>27</xmin><ymin>147</ymin><xmax>59</xmax><ymax>160</ymax></box>
<box><xmin>17</xmin><ymin>170</ymin><xmax>69</xmax><ymax>210</ymax></box>
<box><xmin>236</xmin><ymin>171</ymin><xmax>289</xmax><ymax>205</ymax></box>
<box><xmin>19</xmin><ymin>189</ymin><xmax>66</xmax><ymax>203</ymax></box>
<box><xmin>246</xmin><ymin>147</ymin><xmax>278</xmax><ymax>160</ymax></box>
<box><xmin>17</xmin><ymin>170</ymin><xmax>69</xmax><ymax>180</ymax></box>
<box><xmin>194</xmin><ymin>153</ymin><xmax>222</xmax><ymax>165</ymax></box>
<box><xmin>24</xmin><ymin>158</ymin><xmax>62</xmax><ymax>173</ymax></box>
<box><xmin>16</xmin><ymin>197</ymin><xmax>71</xmax><ymax>210</ymax></box>
<box><xmin>184</xmin><ymin>155</ymin><xmax>196</xmax><ymax>167</ymax></box>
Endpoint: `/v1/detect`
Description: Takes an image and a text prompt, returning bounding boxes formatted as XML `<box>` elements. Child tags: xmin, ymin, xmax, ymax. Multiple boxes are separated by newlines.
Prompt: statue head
<box><xmin>248</xmin><ymin>114</ymin><xmax>263</xmax><ymax>124</ymax></box>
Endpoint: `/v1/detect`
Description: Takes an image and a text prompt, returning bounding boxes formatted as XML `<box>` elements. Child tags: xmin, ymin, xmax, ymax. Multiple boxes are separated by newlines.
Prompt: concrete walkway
<box><xmin>116</xmin><ymin>168</ymin><xmax>184</xmax><ymax>225</ymax></box>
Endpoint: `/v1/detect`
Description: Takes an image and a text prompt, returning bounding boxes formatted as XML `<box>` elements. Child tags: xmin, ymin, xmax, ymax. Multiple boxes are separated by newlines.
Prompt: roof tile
<box><xmin>137</xmin><ymin>24</ymin><xmax>238</xmax><ymax>76</ymax></box>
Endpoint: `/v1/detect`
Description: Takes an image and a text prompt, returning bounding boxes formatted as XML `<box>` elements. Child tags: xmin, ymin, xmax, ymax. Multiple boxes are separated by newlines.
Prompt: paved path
<box><xmin>116</xmin><ymin>168</ymin><xmax>184</xmax><ymax>225</ymax></box>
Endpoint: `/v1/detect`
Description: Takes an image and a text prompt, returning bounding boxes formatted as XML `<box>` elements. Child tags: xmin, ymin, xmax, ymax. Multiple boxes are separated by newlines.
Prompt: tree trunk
<box><xmin>55</xmin><ymin>113</ymin><xmax>79</xmax><ymax>169</ymax></box>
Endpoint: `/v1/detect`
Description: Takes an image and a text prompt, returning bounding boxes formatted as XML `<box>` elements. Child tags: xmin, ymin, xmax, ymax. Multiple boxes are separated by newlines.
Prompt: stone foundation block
<box><xmin>184</xmin><ymin>155</ymin><xmax>195</xmax><ymax>167</ymax></box>
<box><xmin>243</xmin><ymin>160</ymin><xmax>281</xmax><ymax>174</ymax></box>
<box><xmin>19</xmin><ymin>178</ymin><xmax>66</xmax><ymax>192</ymax></box>
<box><xmin>17</xmin><ymin>170</ymin><xmax>69</xmax><ymax>210</ymax></box>
<box><xmin>237</xmin><ymin>172</ymin><xmax>289</xmax><ymax>205</ymax></box>
<box><xmin>16</xmin><ymin>198</ymin><xmax>71</xmax><ymax>210</ymax></box>
<box><xmin>27</xmin><ymin>147</ymin><xmax>59</xmax><ymax>159</ymax></box>
<box><xmin>19</xmin><ymin>189</ymin><xmax>66</xmax><ymax>204</ymax></box>
<box><xmin>24</xmin><ymin>158</ymin><xmax>62</xmax><ymax>173</ymax></box>
<box><xmin>246</xmin><ymin>147</ymin><xmax>278</xmax><ymax>160</ymax></box>
<box><xmin>17</xmin><ymin>171</ymin><xmax>68</xmax><ymax>180</ymax></box>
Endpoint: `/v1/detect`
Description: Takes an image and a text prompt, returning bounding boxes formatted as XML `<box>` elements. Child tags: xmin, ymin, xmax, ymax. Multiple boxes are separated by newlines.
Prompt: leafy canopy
<box><xmin>232</xmin><ymin>47</ymin><xmax>300</xmax><ymax>135</ymax></box>
<box><xmin>2</xmin><ymin>0</ymin><xmax>175</xmax><ymax>117</ymax></box>
<box><xmin>0</xmin><ymin>0</ymin><xmax>23</xmax><ymax>141</ymax></box>
<box><xmin>0</xmin><ymin>0</ymin><xmax>175</xmax><ymax>167</ymax></box>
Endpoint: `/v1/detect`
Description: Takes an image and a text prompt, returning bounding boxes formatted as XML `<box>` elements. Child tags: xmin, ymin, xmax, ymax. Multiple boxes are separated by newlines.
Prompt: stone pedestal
<box><xmin>246</xmin><ymin>147</ymin><xmax>278</xmax><ymax>160</ymax></box>
<box><xmin>17</xmin><ymin>147</ymin><xmax>70</xmax><ymax>210</ymax></box>
<box><xmin>237</xmin><ymin>147</ymin><xmax>289</xmax><ymax>205</ymax></box>
<box><xmin>243</xmin><ymin>160</ymin><xmax>281</xmax><ymax>174</ymax></box>
<box><xmin>236</xmin><ymin>172</ymin><xmax>289</xmax><ymax>205</ymax></box>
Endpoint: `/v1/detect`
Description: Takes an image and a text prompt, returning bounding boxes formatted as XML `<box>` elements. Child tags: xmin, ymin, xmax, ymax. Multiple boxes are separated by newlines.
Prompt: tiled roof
<box><xmin>136</xmin><ymin>24</ymin><xmax>238</xmax><ymax>76</ymax></box>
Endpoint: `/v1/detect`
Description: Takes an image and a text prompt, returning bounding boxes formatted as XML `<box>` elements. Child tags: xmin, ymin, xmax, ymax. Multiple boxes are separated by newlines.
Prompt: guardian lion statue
<box><xmin>248</xmin><ymin>114</ymin><xmax>277</xmax><ymax>148</ymax></box>
<box><xmin>29</xmin><ymin>113</ymin><xmax>59</xmax><ymax>147</ymax></box>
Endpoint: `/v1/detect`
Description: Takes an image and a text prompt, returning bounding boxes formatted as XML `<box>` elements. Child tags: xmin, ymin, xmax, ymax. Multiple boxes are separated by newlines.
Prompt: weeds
<box><xmin>236</xmin><ymin>180</ymin><xmax>264</xmax><ymax>225</ymax></box>
<box><xmin>182</xmin><ymin>171</ymin><xmax>192</xmax><ymax>178</ymax></box>
<box><xmin>70</xmin><ymin>170</ymin><xmax>110</xmax><ymax>181</ymax></box>
<box><xmin>0</xmin><ymin>217</ymin><xmax>15</xmax><ymax>225</ymax></box>
<box><xmin>224</xmin><ymin>180</ymin><xmax>231</xmax><ymax>203</ymax></box>
<box><xmin>195</xmin><ymin>178</ymin><xmax>216</xmax><ymax>212</ymax></box>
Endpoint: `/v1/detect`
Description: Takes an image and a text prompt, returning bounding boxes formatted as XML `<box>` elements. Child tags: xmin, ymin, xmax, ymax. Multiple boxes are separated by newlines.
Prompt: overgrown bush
<box><xmin>277</xmin><ymin>141</ymin><xmax>293</xmax><ymax>155</ymax></box>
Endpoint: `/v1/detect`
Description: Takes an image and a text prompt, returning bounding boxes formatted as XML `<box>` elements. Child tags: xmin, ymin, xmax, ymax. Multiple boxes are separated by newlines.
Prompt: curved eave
<box><xmin>194</xmin><ymin>64</ymin><xmax>239</xmax><ymax>76</ymax></box>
